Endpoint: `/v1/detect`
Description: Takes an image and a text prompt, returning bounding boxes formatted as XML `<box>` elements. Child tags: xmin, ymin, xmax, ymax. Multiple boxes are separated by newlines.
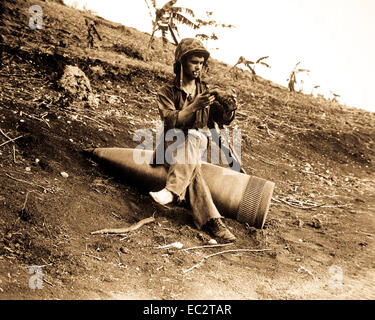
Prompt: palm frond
<box><xmin>196</xmin><ymin>18</ymin><xmax>216</xmax><ymax>27</ymax></box>
<box><xmin>256</xmin><ymin>56</ymin><xmax>269</xmax><ymax>64</ymax></box>
<box><xmin>297</xmin><ymin>68</ymin><xmax>310</xmax><ymax>73</ymax></box>
<box><xmin>237</xmin><ymin>56</ymin><xmax>245</xmax><ymax>64</ymax></box>
<box><xmin>161</xmin><ymin>0</ymin><xmax>177</xmax><ymax>11</ymax></box>
<box><xmin>171</xmin><ymin>6</ymin><xmax>195</xmax><ymax>17</ymax></box>
<box><xmin>155</xmin><ymin>8</ymin><xmax>165</xmax><ymax>21</ymax></box>
<box><xmin>196</xmin><ymin>33</ymin><xmax>209</xmax><ymax>40</ymax></box>
<box><xmin>210</xmin><ymin>32</ymin><xmax>218</xmax><ymax>40</ymax></box>
<box><xmin>260</xmin><ymin>61</ymin><xmax>271</xmax><ymax>68</ymax></box>
<box><xmin>171</xmin><ymin>13</ymin><xmax>197</xmax><ymax>29</ymax></box>
<box><xmin>220</xmin><ymin>23</ymin><xmax>235</xmax><ymax>28</ymax></box>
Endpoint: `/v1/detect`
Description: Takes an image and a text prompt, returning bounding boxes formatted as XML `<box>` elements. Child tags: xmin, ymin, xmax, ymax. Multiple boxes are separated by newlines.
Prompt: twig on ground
<box><xmin>12</xmin><ymin>144</ymin><xmax>20</xmax><ymax>163</ymax></box>
<box><xmin>63</xmin><ymin>109</ymin><xmax>110</xmax><ymax>128</ymax></box>
<box><xmin>319</xmin><ymin>204</ymin><xmax>351</xmax><ymax>209</ymax></box>
<box><xmin>21</xmin><ymin>190</ymin><xmax>37</xmax><ymax>211</ymax></box>
<box><xmin>5</xmin><ymin>173</ymin><xmax>51</xmax><ymax>193</ymax></box>
<box><xmin>154</xmin><ymin>242</ymin><xmax>183</xmax><ymax>249</ymax></box>
<box><xmin>91</xmin><ymin>215</ymin><xmax>155</xmax><ymax>235</ymax></box>
<box><xmin>183</xmin><ymin>248</ymin><xmax>272</xmax><ymax>273</ymax></box>
<box><xmin>0</xmin><ymin>128</ymin><xmax>26</xmax><ymax>148</ymax></box>
<box><xmin>40</xmin><ymin>112</ymin><xmax>51</xmax><ymax>128</ymax></box>
<box><xmin>266</xmin><ymin>126</ymin><xmax>275</xmax><ymax>138</ymax></box>
<box><xmin>104</xmin><ymin>93</ymin><xmax>126</xmax><ymax>103</ymax></box>
<box><xmin>357</xmin><ymin>230</ymin><xmax>373</xmax><ymax>237</ymax></box>
<box><xmin>261</xmin><ymin>120</ymin><xmax>275</xmax><ymax>138</ymax></box>
<box><xmin>4</xmin><ymin>246</ymin><xmax>15</xmax><ymax>253</ymax></box>
<box><xmin>81</xmin><ymin>114</ymin><xmax>108</xmax><ymax>127</ymax></box>
<box><xmin>19</xmin><ymin>111</ymin><xmax>51</xmax><ymax>128</ymax></box>
<box><xmin>297</xmin><ymin>265</ymin><xmax>315</xmax><ymax>279</ymax></box>
<box><xmin>161</xmin><ymin>227</ymin><xmax>179</xmax><ymax>233</ymax></box>
<box><xmin>83</xmin><ymin>253</ymin><xmax>102</xmax><ymax>261</ymax></box>
<box><xmin>0</xmin><ymin>134</ymin><xmax>26</xmax><ymax>147</ymax></box>
<box><xmin>148</xmin><ymin>90</ymin><xmax>158</xmax><ymax>96</ymax></box>
<box><xmin>111</xmin><ymin>212</ymin><xmax>122</xmax><ymax>220</ymax></box>
<box><xmin>0</xmin><ymin>128</ymin><xmax>11</xmax><ymax>140</ymax></box>
<box><xmin>300</xmin><ymin>170</ymin><xmax>329</xmax><ymax>179</ymax></box>
<box><xmin>323</xmin><ymin>194</ymin><xmax>352</xmax><ymax>200</ymax></box>
<box><xmin>0</xmin><ymin>127</ymin><xmax>26</xmax><ymax>164</ymax></box>
<box><xmin>272</xmin><ymin>197</ymin><xmax>324</xmax><ymax>210</ymax></box>
<box><xmin>272</xmin><ymin>197</ymin><xmax>350</xmax><ymax>210</ymax></box>
<box><xmin>254</xmin><ymin>155</ymin><xmax>276</xmax><ymax>166</ymax></box>
<box><xmin>235</xmin><ymin>110</ymin><xmax>248</xmax><ymax>117</ymax></box>
<box><xmin>182</xmin><ymin>243</ymin><xmax>234</xmax><ymax>252</ymax></box>
<box><xmin>43</xmin><ymin>277</ymin><xmax>54</xmax><ymax>287</ymax></box>
<box><xmin>278</xmin><ymin>121</ymin><xmax>315</xmax><ymax>132</ymax></box>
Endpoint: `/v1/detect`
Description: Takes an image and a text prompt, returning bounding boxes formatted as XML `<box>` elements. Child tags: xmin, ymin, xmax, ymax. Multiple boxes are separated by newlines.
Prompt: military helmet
<box><xmin>174</xmin><ymin>38</ymin><xmax>210</xmax><ymax>63</ymax></box>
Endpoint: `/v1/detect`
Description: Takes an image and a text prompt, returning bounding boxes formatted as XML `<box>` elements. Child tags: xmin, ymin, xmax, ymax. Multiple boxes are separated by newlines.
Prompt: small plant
<box><xmin>311</xmin><ymin>85</ymin><xmax>320</xmax><ymax>95</ymax></box>
<box><xmin>230</xmin><ymin>55</ymin><xmax>270</xmax><ymax>82</ymax></box>
<box><xmin>144</xmin><ymin>2</ymin><xmax>234</xmax><ymax>50</ymax></box>
<box><xmin>330</xmin><ymin>91</ymin><xmax>341</xmax><ymax>102</ymax></box>
<box><xmin>194</xmin><ymin>10</ymin><xmax>234</xmax><ymax>46</ymax></box>
<box><xmin>287</xmin><ymin>61</ymin><xmax>309</xmax><ymax>92</ymax></box>
<box><xmin>145</xmin><ymin>0</ymin><xmax>198</xmax><ymax>47</ymax></box>
<box><xmin>195</xmin><ymin>32</ymin><xmax>218</xmax><ymax>48</ymax></box>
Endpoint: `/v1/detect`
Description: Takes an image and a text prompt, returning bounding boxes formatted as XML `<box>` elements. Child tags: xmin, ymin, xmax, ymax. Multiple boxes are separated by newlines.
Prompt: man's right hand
<box><xmin>176</xmin><ymin>92</ymin><xmax>215</xmax><ymax>127</ymax></box>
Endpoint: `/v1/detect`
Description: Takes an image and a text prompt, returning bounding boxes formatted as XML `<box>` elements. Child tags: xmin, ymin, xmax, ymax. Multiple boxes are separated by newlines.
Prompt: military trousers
<box><xmin>164</xmin><ymin>129</ymin><xmax>222</xmax><ymax>229</ymax></box>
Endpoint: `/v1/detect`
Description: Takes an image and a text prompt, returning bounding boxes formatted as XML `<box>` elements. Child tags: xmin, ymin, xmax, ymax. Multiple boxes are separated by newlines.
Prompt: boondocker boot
<box><xmin>205</xmin><ymin>218</ymin><xmax>236</xmax><ymax>242</ymax></box>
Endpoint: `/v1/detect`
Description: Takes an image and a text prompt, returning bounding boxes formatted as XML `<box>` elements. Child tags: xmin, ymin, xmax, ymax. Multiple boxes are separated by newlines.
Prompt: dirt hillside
<box><xmin>0</xmin><ymin>0</ymin><xmax>374</xmax><ymax>300</ymax></box>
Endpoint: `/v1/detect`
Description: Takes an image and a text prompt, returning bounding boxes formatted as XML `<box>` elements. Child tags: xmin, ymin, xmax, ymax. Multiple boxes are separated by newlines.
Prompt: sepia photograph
<box><xmin>0</xmin><ymin>0</ymin><xmax>374</xmax><ymax>307</ymax></box>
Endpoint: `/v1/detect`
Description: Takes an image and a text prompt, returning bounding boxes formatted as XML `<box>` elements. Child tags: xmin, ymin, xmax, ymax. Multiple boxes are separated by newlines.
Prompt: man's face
<box><xmin>183</xmin><ymin>55</ymin><xmax>205</xmax><ymax>80</ymax></box>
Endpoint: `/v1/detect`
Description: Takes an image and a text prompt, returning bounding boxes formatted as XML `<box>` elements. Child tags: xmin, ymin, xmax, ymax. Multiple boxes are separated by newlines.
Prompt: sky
<box><xmin>63</xmin><ymin>0</ymin><xmax>375</xmax><ymax>113</ymax></box>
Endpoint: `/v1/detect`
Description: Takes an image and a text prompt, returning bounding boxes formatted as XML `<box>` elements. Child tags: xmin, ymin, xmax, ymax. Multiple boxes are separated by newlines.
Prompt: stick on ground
<box><xmin>21</xmin><ymin>190</ymin><xmax>36</xmax><ymax>211</ymax></box>
<box><xmin>183</xmin><ymin>248</ymin><xmax>272</xmax><ymax>273</ymax></box>
<box><xmin>182</xmin><ymin>243</ymin><xmax>234</xmax><ymax>252</ymax></box>
<box><xmin>5</xmin><ymin>173</ymin><xmax>50</xmax><ymax>193</ymax></box>
<box><xmin>0</xmin><ymin>128</ymin><xmax>26</xmax><ymax>148</ymax></box>
<box><xmin>91</xmin><ymin>216</ymin><xmax>155</xmax><ymax>235</ymax></box>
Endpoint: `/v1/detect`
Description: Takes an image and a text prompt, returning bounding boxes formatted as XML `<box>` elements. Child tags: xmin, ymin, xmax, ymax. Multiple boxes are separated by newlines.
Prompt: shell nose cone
<box><xmin>81</xmin><ymin>148</ymin><xmax>95</xmax><ymax>157</ymax></box>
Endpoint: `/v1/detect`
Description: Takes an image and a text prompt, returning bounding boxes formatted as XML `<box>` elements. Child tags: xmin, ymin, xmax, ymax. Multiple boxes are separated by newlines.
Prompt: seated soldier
<box><xmin>149</xmin><ymin>38</ymin><xmax>237</xmax><ymax>242</ymax></box>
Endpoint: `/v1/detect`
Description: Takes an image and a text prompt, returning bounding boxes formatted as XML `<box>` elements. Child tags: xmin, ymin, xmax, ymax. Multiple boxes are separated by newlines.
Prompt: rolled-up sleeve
<box><xmin>157</xmin><ymin>86</ymin><xmax>179</xmax><ymax>131</ymax></box>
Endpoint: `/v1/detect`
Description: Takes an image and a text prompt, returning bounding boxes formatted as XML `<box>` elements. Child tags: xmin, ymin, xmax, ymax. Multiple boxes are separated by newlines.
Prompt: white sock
<box><xmin>149</xmin><ymin>188</ymin><xmax>174</xmax><ymax>205</ymax></box>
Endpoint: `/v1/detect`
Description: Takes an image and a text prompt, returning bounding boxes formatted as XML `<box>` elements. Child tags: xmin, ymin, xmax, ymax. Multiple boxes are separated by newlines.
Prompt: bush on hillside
<box><xmin>111</xmin><ymin>43</ymin><xmax>144</xmax><ymax>61</ymax></box>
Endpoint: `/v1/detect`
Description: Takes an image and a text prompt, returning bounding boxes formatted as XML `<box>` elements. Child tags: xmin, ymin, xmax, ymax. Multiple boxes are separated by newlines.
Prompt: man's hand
<box><xmin>191</xmin><ymin>91</ymin><xmax>215</xmax><ymax>111</ymax></box>
<box><xmin>176</xmin><ymin>91</ymin><xmax>214</xmax><ymax>127</ymax></box>
<box><xmin>209</xmin><ymin>88</ymin><xmax>237</xmax><ymax>113</ymax></box>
